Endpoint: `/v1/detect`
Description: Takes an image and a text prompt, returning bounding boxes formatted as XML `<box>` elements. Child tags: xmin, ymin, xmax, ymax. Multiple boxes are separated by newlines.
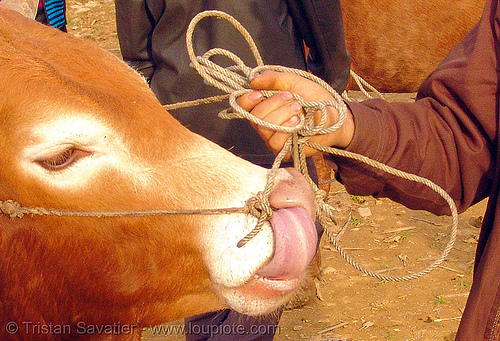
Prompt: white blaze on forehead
<box><xmin>20</xmin><ymin>116</ymin><xmax>153</xmax><ymax>188</ymax></box>
<box><xmin>26</xmin><ymin>117</ymin><xmax>112</xmax><ymax>152</ymax></box>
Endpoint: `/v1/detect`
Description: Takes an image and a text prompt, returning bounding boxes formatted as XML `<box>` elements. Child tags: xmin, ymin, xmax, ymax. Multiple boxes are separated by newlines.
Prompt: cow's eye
<box><xmin>37</xmin><ymin>148</ymin><xmax>90</xmax><ymax>171</ymax></box>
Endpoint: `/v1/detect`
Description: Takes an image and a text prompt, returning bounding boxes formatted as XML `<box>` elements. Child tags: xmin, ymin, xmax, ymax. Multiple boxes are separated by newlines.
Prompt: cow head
<box><xmin>0</xmin><ymin>7</ymin><xmax>318</xmax><ymax>339</ymax></box>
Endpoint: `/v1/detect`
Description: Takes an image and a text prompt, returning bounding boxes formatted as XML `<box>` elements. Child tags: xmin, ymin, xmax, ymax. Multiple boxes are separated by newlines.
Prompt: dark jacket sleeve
<box><xmin>285</xmin><ymin>0</ymin><xmax>351</xmax><ymax>93</ymax></box>
<box><xmin>115</xmin><ymin>0</ymin><xmax>157</xmax><ymax>80</ymax></box>
<box><xmin>334</xmin><ymin>0</ymin><xmax>499</xmax><ymax>215</ymax></box>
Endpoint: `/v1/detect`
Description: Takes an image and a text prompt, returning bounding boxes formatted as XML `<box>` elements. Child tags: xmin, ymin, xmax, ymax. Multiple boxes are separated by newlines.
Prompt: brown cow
<box><xmin>0</xmin><ymin>8</ymin><xmax>318</xmax><ymax>340</ymax></box>
<box><xmin>341</xmin><ymin>0</ymin><xmax>485</xmax><ymax>92</ymax></box>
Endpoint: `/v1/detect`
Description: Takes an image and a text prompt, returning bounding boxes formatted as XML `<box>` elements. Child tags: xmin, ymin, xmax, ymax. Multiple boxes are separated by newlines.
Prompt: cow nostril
<box><xmin>268</xmin><ymin>168</ymin><xmax>316</xmax><ymax>219</ymax></box>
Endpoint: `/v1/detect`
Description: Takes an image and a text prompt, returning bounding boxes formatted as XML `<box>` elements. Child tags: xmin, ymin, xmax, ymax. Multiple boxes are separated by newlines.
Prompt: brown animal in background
<box><xmin>0</xmin><ymin>7</ymin><xmax>319</xmax><ymax>340</ymax></box>
<box><xmin>340</xmin><ymin>0</ymin><xmax>485</xmax><ymax>92</ymax></box>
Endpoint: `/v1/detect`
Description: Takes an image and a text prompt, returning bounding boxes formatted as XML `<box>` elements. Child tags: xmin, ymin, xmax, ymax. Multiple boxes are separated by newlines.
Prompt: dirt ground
<box><xmin>65</xmin><ymin>1</ymin><xmax>484</xmax><ymax>340</ymax></box>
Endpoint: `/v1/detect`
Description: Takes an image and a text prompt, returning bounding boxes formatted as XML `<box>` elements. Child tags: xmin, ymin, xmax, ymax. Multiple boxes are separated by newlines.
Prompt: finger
<box><xmin>268</xmin><ymin>132</ymin><xmax>293</xmax><ymax>156</ymax></box>
<box><xmin>250</xmin><ymin>70</ymin><xmax>332</xmax><ymax>102</ymax></box>
<box><xmin>253</xmin><ymin>101</ymin><xmax>302</xmax><ymax>145</ymax></box>
<box><xmin>236</xmin><ymin>90</ymin><xmax>263</xmax><ymax>112</ymax></box>
<box><xmin>248</xmin><ymin>91</ymin><xmax>294</xmax><ymax>122</ymax></box>
<box><xmin>249</xmin><ymin>70</ymin><xmax>298</xmax><ymax>91</ymax></box>
<box><xmin>267</xmin><ymin>112</ymin><xmax>305</xmax><ymax>158</ymax></box>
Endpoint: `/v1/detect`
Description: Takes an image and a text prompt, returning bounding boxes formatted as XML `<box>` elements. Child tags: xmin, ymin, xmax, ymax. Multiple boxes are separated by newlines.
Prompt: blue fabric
<box><xmin>43</xmin><ymin>0</ymin><xmax>66</xmax><ymax>29</ymax></box>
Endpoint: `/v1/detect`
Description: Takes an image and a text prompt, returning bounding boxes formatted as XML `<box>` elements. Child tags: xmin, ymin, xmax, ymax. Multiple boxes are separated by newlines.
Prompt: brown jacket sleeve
<box><xmin>335</xmin><ymin>1</ymin><xmax>499</xmax><ymax>215</ymax></box>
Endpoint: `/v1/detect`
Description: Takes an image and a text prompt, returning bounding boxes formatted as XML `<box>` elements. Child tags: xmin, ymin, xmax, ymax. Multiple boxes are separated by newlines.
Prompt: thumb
<box><xmin>249</xmin><ymin>70</ymin><xmax>300</xmax><ymax>91</ymax></box>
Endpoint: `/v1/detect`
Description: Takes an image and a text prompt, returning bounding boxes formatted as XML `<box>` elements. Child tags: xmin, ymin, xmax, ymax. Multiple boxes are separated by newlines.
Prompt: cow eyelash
<box><xmin>37</xmin><ymin>148</ymin><xmax>89</xmax><ymax>171</ymax></box>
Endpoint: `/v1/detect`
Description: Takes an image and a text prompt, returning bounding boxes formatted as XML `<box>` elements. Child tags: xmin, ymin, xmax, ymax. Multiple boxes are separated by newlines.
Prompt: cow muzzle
<box><xmin>212</xmin><ymin>167</ymin><xmax>319</xmax><ymax>315</ymax></box>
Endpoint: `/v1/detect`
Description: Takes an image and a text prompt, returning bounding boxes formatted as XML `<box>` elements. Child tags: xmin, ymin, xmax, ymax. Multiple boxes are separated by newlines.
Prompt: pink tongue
<box><xmin>256</xmin><ymin>207</ymin><xmax>318</xmax><ymax>279</ymax></box>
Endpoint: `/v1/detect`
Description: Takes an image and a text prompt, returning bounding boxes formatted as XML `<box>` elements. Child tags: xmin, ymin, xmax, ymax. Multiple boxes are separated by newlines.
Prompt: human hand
<box><xmin>237</xmin><ymin>71</ymin><xmax>354</xmax><ymax>156</ymax></box>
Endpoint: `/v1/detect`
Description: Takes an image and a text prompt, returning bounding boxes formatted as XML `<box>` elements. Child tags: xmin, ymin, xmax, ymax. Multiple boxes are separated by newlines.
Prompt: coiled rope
<box><xmin>0</xmin><ymin>10</ymin><xmax>459</xmax><ymax>282</ymax></box>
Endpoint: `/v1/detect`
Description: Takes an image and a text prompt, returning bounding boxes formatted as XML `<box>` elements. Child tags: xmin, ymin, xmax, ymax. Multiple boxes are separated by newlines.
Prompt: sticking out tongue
<box><xmin>256</xmin><ymin>207</ymin><xmax>318</xmax><ymax>280</ymax></box>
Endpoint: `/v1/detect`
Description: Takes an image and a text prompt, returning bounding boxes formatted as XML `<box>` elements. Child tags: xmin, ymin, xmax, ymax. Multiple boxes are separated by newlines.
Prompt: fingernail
<box><xmin>249</xmin><ymin>91</ymin><xmax>263</xmax><ymax>101</ymax></box>
<box><xmin>281</xmin><ymin>91</ymin><xmax>293</xmax><ymax>101</ymax></box>
<box><xmin>286</xmin><ymin>115</ymin><xmax>300</xmax><ymax>126</ymax></box>
<box><xmin>248</xmin><ymin>70</ymin><xmax>261</xmax><ymax>82</ymax></box>
<box><xmin>291</xmin><ymin>102</ymin><xmax>302</xmax><ymax>112</ymax></box>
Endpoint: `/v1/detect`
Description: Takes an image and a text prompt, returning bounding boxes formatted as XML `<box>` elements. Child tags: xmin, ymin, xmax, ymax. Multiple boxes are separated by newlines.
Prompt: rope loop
<box><xmin>237</xmin><ymin>192</ymin><xmax>274</xmax><ymax>248</ymax></box>
<box><xmin>245</xmin><ymin>192</ymin><xmax>273</xmax><ymax>220</ymax></box>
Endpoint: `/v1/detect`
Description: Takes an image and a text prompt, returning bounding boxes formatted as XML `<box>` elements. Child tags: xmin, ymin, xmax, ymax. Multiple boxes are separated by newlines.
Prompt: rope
<box><xmin>308</xmin><ymin>142</ymin><xmax>458</xmax><ymax>281</ymax></box>
<box><xmin>342</xmin><ymin>70</ymin><xmax>385</xmax><ymax>101</ymax></box>
<box><xmin>163</xmin><ymin>94</ymin><xmax>229</xmax><ymax>111</ymax></box>
<box><xmin>0</xmin><ymin>199</ymin><xmax>247</xmax><ymax>219</ymax></box>
<box><xmin>0</xmin><ymin>10</ymin><xmax>460</xmax><ymax>282</ymax></box>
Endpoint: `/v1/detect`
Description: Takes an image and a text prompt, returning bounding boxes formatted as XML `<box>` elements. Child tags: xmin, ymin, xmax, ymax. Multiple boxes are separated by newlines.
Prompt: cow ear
<box><xmin>0</xmin><ymin>0</ymin><xmax>39</xmax><ymax>19</ymax></box>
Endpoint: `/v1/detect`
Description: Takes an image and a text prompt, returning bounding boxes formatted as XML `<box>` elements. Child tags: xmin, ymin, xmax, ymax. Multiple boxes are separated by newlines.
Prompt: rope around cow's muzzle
<box><xmin>0</xmin><ymin>10</ymin><xmax>459</xmax><ymax>283</ymax></box>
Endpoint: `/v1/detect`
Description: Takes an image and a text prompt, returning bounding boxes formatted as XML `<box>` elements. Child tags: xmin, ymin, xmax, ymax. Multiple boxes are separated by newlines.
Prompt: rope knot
<box><xmin>237</xmin><ymin>192</ymin><xmax>274</xmax><ymax>248</ymax></box>
<box><xmin>245</xmin><ymin>192</ymin><xmax>273</xmax><ymax>221</ymax></box>
<box><xmin>0</xmin><ymin>200</ymin><xmax>24</xmax><ymax>218</ymax></box>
